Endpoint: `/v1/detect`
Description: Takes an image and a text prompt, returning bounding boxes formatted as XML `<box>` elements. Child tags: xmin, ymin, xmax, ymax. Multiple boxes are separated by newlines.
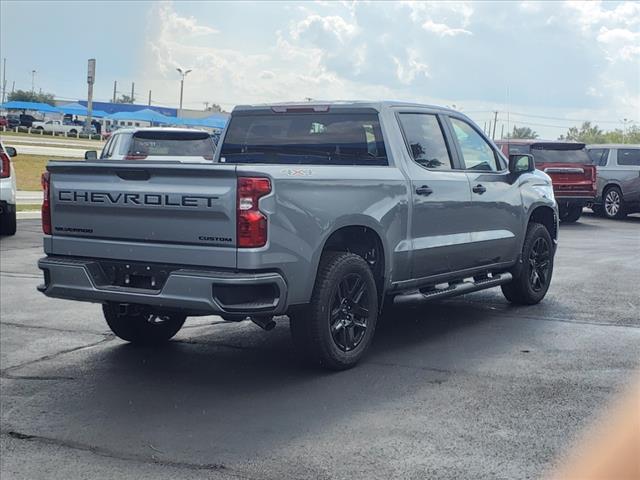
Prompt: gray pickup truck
<box><xmin>37</xmin><ymin>101</ymin><xmax>558</xmax><ymax>369</ymax></box>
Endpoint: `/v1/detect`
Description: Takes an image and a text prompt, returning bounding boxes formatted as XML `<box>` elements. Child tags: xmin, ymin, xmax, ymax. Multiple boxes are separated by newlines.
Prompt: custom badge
<box><xmin>281</xmin><ymin>168</ymin><xmax>313</xmax><ymax>177</ymax></box>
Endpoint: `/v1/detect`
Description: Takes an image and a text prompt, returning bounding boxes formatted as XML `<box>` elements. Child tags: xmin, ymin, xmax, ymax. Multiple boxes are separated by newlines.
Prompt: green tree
<box><xmin>505</xmin><ymin>126</ymin><xmax>538</xmax><ymax>139</ymax></box>
<box><xmin>115</xmin><ymin>94</ymin><xmax>134</xmax><ymax>104</ymax></box>
<box><xmin>7</xmin><ymin>89</ymin><xmax>56</xmax><ymax>105</ymax></box>
<box><xmin>558</xmin><ymin>121</ymin><xmax>605</xmax><ymax>143</ymax></box>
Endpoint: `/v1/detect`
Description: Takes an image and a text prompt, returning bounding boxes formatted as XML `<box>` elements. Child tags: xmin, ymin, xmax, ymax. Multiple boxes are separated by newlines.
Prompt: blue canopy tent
<box><xmin>57</xmin><ymin>103</ymin><xmax>108</xmax><ymax>118</ymax></box>
<box><xmin>108</xmin><ymin>108</ymin><xmax>175</xmax><ymax>124</ymax></box>
<box><xmin>0</xmin><ymin>101</ymin><xmax>61</xmax><ymax>113</ymax></box>
<box><xmin>179</xmin><ymin>114</ymin><xmax>228</xmax><ymax>129</ymax></box>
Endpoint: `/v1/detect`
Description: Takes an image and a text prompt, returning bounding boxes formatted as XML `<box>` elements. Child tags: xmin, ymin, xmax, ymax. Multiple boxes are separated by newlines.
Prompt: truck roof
<box><xmin>111</xmin><ymin>127</ymin><xmax>208</xmax><ymax>135</ymax></box>
<box><xmin>585</xmin><ymin>144</ymin><xmax>640</xmax><ymax>149</ymax></box>
<box><xmin>232</xmin><ymin>100</ymin><xmax>458</xmax><ymax>114</ymax></box>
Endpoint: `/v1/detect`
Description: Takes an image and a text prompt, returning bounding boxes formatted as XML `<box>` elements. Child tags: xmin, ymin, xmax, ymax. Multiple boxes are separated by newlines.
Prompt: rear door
<box><xmin>48</xmin><ymin>162</ymin><xmax>238</xmax><ymax>268</ymax></box>
<box><xmin>446</xmin><ymin>116</ymin><xmax>522</xmax><ymax>268</ymax></box>
<box><xmin>396</xmin><ymin>111</ymin><xmax>472</xmax><ymax>278</ymax></box>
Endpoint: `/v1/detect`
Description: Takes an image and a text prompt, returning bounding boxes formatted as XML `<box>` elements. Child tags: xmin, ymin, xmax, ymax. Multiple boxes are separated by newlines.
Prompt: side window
<box><xmin>450</xmin><ymin>117</ymin><xmax>500</xmax><ymax>172</ymax></box>
<box><xmin>101</xmin><ymin>136</ymin><xmax>114</xmax><ymax>158</ymax></box>
<box><xmin>617</xmin><ymin>149</ymin><xmax>640</xmax><ymax>166</ymax></box>
<box><xmin>398</xmin><ymin>113</ymin><xmax>452</xmax><ymax>170</ymax></box>
<box><xmin>588</xmin><ymin>148</ymin><xmax>609</xmax><ymax>166</ymax></box>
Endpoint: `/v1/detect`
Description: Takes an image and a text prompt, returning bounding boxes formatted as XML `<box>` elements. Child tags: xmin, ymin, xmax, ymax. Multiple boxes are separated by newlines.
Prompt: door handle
<box><xmin>472</xmin><ymin>184</ymin><xmax>487</xmax><ymax>194</ymax></box>
<box><xmin>415</xmin><ymin>185</ymin><xmax>433</xmax><ymax>196</ymax></box>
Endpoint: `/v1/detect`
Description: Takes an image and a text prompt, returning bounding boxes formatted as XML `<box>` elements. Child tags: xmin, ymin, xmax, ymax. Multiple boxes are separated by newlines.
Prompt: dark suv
<box><xmin>496</xmin><ymin>140</ymin><xmax>596</xmax><ymax>223</ymax></box>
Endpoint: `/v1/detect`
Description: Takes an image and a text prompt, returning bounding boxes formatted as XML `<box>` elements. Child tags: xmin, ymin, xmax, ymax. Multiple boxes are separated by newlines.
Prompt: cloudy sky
<box><xmin>1</xmin><ymin>0</ymin><xmax>638</xmax><ymax>138</ymax></box>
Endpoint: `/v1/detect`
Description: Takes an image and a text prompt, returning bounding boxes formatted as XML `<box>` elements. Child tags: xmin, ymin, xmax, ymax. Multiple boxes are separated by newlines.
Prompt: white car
<box><xmin>0</xmin><ymin>140</ymin><xmax>17</xmax><ymax>235</ymax></box>
<box><xmin>85</xmin><ymin>127</ymin><xmax>215</xmax><ymax>162</ymax></box>
<box><xmin>32</xmin><ymin>120</ymin><xmax>84</xmax><ymax>135</ymax></box>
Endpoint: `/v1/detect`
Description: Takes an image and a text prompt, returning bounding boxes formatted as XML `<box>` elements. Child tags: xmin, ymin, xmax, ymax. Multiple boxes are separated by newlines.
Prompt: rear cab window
<box><xmin>128</xmin><ymin>131</ymin><xmax>214</xmax><ymax>160</ymax></box>
<box><xmin>219</xmin><ymin>109</ymin><xmax>387</xmax><ymax>165</ymax></box>
<box><xmin>529</xmin><ymin>143</ymin><xmax>591</xmax><ymax>166</ymax></box>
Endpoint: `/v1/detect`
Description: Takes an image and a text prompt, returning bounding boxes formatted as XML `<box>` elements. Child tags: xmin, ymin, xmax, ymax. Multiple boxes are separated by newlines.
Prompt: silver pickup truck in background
<box><xmin>37</xmin><ymin>101</ymin><xmax>558</xmax><ymax>369</ymax></box>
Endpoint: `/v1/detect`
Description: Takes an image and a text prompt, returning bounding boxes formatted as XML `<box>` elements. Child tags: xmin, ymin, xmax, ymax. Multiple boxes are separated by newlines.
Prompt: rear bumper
<box><xmin>554</xmin><ymin>195</ymin><xmax>595</xmax><ymax>207</ymax></box>
<box><xmin>37</xmin><ymin>256</ymin><xmax>288</xmax><ymax>316</ymax></box>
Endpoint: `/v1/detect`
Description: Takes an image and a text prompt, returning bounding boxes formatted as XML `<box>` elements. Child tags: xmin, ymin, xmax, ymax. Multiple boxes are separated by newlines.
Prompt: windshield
<box><xmin>128</xmin><ymin>131</ymin><xmax>214</xmax><ymax>158</ymax></box>
<box><xmin>530</xmin><ymin>146</ymin><xmax>591</xmax><ymax>165</ymax></box>
<box><xmin>219</xmin><ymin>112</ymin><xmax>387</xmax><ymax>165</ymax></box>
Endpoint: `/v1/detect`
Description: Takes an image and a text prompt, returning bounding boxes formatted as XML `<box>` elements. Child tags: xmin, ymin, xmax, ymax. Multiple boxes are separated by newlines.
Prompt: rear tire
<box><xmin>0</xmin><ymin>209</ymin><xmax>17</xmax><ymax>236</ymax></box>
<box><xmin>502</xmin><ymin>222</ymin><xmax>554</xmax><ymax>305</ymax></box>
<box><xmin>103</xmin><ymin>303</ymin><xmax>186</xmax><ymax>345</ymax></box>
<box><xmin>290</xmin><ymin>251</ymin><xmax>378</xmax><ymax>370</ymax></box>
<box><xmin>602</xmin><ymin>186</ymin><xmax>626</xmax><ymax>219</ymax></box>
<box><xmin>559</xmin><ymin>205</ymin><xmax>582</xmax><ymax>223</ymax></box>
<box><xmin>591</xmin><ymin>204</ymin><xmax>604</xmax><ymax>216</ymax></box>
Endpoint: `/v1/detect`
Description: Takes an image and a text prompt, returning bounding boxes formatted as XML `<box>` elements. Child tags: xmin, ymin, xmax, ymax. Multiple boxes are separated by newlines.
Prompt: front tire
<box><xmin>103</xmin><ymin>303</ymin><xmax>186</xmax><ymax>345</ymax></box>
<box><xmin>290</xmin><ymin>252</ymin><xmax>378</xmax><ymax>370</ymax></box>
<box><xmin>602</xmin><ymin>186</ymin><xmax>626</xmax><ymax>219</ymax></box>
<box><xmin>0</xmin><ymin>208</ymin><xmax>17</xmax><ymax>236</ymax></box>
<box><xmin>559</xmin><ymin>205</ymin><xmax>582</xmax><ymax>223</ymax></box>
<box><xmin>502</xmin><ymin>222</ymin><xmax>554</xmax><ymax>305</ymax></box>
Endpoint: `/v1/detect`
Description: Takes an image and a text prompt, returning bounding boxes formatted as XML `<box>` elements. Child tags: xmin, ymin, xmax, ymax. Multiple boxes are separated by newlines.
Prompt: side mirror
<box><xmin>84</xmin><ymin>150</ymin><xmax>98</xmax><ymax>161</ymax></box>
<box><xmin>4</xmin><ymin>146</ymin><xmax>17</xmax><ymax>157</ymax></box>
<box><xmin>509</xmin><ymin>154</ymin><xmax>535</xmax><ymax>175</ymax></box>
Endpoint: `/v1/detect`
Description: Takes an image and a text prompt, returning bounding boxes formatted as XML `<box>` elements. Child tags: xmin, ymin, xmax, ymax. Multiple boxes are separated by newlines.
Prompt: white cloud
<box><xmin>421</xmin><ymin>20</ymin><xmax>471</xmax><ymax>36</ymax></box>
<box><xmin>596</xmin><ymin>27</ymin><xmax>640</xmax><ymax>61</ymax></box>
<box><xmin>394</xmin><ymin>49</ymin><xmax>430</xmax><ymax>84</ymax></box>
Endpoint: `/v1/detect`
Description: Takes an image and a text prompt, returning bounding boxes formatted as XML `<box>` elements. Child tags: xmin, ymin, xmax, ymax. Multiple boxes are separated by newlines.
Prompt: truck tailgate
<box><xmin>539</xmin><ymin>163</ymin><xmax>596</xmax><ymax>195</ymax></box>
<box><xmin>47</xmin><ymin>161</ymin><xmax>238</xmax><ymax>268</ymax></box>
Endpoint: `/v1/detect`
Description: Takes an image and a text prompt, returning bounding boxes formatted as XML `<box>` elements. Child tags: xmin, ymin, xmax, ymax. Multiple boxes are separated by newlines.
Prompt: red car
<box><xmin>495</xmin><ymin>140</ymin><xmax>596</xmax><ymax>223</ymax></box>
<box><xmin>0</xmin><ymin>116</ymin><xmax>8</xmax><ymax>128</ymax></box>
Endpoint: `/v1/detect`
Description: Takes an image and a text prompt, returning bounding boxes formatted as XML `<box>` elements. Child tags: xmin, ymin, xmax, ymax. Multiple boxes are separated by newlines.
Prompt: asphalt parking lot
<box><xmin>1</xmin><ymin>214</ymin><xmax>639</xmax><ymax>480</ymax></box>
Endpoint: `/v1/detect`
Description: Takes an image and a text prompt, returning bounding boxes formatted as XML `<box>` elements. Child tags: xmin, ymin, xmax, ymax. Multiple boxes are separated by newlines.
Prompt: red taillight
<box><xmin>41</xmin><ymin>172</ymin><xmax>51</xmax><ymax>235</ymax></box>
<box><xmin>124</xmin><ymin>154</ymin><xmax>148</xmax><ymax>160</ymax></box>
<box><xmin>237</xmin><ymin>177</ymin><xmax>271</xmax><ymax>248</ymax></box>
<box><xmin>0</xmin><ymin>152</ymin><xmax>10</xmax><ymax>179</ymax></box>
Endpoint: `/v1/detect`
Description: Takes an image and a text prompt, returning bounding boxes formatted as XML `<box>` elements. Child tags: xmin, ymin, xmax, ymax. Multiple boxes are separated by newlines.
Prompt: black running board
<box><xmin>393</xmin><ymin>273</ymin><xmax>513</xmax><ymax>306</ymax></box>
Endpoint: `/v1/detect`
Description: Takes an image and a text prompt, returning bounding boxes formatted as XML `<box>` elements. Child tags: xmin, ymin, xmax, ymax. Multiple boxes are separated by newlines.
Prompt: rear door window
<box><xmin>450</xmin><ymin>117</ymin><xmax>500</xmax><ymax>171</ymax></box>
<box><xmin>220</xmin><ymin>112</ymin><xmax>387</xmax><ymax>165</ymax></box>
<box><xmin>397</xmin><ymin>113</ymin><xmax>452</xmax><ymax>170</ymax></box>
<box><xmin>617</xmin><ymin>149</ymin><xmax>640</xmax><ymax>166</ymax></box>
<box><xmin>530</xmin><ymin>146</ymin><xmax>591</xmax><ymax>165</ymax></box>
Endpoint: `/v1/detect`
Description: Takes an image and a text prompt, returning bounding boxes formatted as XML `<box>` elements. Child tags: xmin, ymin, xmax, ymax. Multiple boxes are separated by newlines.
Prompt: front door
<box><xmin>396</xmin><ymin>111</ymin><xmax>473</xmax><ymax>280</ymax></box>
<box><xmin>446</xmin><ymin>116</ymin><xmax>523</xmax><ymax>269</ymax></box>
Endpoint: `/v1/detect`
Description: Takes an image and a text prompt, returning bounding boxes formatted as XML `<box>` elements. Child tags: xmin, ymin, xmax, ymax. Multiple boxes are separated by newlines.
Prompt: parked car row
<box><xmin>497</xmin><ymin>140</ymin><xmax>639</xmax><ymax>222</ymax></box>
<box><xmin>0</xmin><ymin>114</ymin><xmax>39</xmax><ymax>129</ymax></box>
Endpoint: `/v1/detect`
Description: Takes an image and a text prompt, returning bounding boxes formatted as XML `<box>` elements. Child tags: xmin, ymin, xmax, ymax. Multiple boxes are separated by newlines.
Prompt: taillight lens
<box><xmin>237</xmin><ymin>177</ymin><xmax>271</xmax><ymax>248</ymax></box>
<box><xmin>0</xmin><ymin>152</ymin><xmax>10</xmax><ymax>179</ymax></box>
<box><xmin>41</xmin><ymin>172</ymin><xmax>51</xmax><ymax>235</ymax></box>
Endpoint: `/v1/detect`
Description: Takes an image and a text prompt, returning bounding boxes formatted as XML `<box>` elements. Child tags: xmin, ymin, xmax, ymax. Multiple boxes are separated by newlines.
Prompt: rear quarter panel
<box><xmin>235</xmin><ymin>164</ymin><xmax>409</xmax><ymax>305</ymax></box>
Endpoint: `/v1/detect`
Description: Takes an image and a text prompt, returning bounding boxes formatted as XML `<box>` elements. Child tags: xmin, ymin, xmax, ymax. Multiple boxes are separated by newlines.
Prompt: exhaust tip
<box><xmin>251</xmin><ymin>316</ymin><xmax>276</xmax><ymax>331</ymax></box>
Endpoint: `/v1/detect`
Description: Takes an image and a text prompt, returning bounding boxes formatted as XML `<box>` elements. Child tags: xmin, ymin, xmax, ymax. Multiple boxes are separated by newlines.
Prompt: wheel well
<box><xmin>322</xmin><ymin>226</ymin><xmax>385</xmax><ymax>301</ymax></box>
<box><xmin>529</xmin><ymin>206</ymin><xmax>557</xmax><ymax>241</ymax></box>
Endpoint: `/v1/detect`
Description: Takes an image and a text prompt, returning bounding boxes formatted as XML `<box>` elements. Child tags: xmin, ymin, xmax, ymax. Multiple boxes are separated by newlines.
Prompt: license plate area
<box><xmin>97</xmin><ymin>260</ymin><xmax>173</xmax><ymax>290</ymax></box>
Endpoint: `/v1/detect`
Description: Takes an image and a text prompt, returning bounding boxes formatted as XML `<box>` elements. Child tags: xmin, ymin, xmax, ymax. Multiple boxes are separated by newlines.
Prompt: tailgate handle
<box><xmin>116</xmin><ymin>170</ymin><xmax>150</xmax><ymax>181</ymax></box>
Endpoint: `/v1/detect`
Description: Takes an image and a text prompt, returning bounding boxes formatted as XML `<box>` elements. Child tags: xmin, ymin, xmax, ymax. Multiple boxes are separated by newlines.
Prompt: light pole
<box><xmin>31</xmin><ymin>70</ymin><xmax>36</xmax><ymax>95</ymax></box>
<box><xmin>176</xmin><ymin>67</ymin><xmax>192</xmax><ymax>117</ymax></box>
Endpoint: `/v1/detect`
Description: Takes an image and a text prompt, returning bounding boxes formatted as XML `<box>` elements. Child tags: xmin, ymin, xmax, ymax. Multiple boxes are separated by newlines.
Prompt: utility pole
<box><xmin>1</xmin><ymin>58</ymin><xmax>6</xmax><ymax>104</ymax></box>
<box><xmin>112</xmin><ymin>81</ymin><xmax>117</xmax><ymax>103</ymax></box>
<box><xmin>148</xmin><ymin>90</ymin><xmax>152</xmax><ymax>106</ymax></box>
<box><xmin>31</xmin><ymin>70</ymin><xmax>36</xmax><ymax>95</ymax></box>
<box><xmin>492</xmin><ymin>110</ymin><xmax>498</xmax><ymax>140</ymax></box>
<box><xmin>203</xmin><ymin>101</ymin><xmax>209</xmax><ymax>110</ymax></box>
<box><xmin>86</xmin><ymin>59</ymin><xmax>96</xmax><ymax>135</ymax></box>
<box><xmin>11</xmin><ymin>81</ymin><xmax>15</xmax><ymax>94</ymax></box>
<box><xmin>176</xmin><ymin>67</ymin><xmax>192</xmax><ymax>117</ymax></box>
<box><xmin>487</xmin><ymin>121</ymin><xmax>492</xmax><ymax>138</ymax></box>
<box><xmin>131</xmin><ymin>82</ymin><xmax>135</xmax><ymax>104</ymax></box>
<box><xmin>622</xmin><ymin>118</ymin><xmax>628</xmax><ymax>144</ymax></box>
<box><xmin>483</xmin><ymin>121</ymin><xmax>487</xmax><ymax>134</ymax></box>
<box><xmin>500</xmin><ymin>124</ymin><xmax>504</xmax><ymax>140</ymax></box>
